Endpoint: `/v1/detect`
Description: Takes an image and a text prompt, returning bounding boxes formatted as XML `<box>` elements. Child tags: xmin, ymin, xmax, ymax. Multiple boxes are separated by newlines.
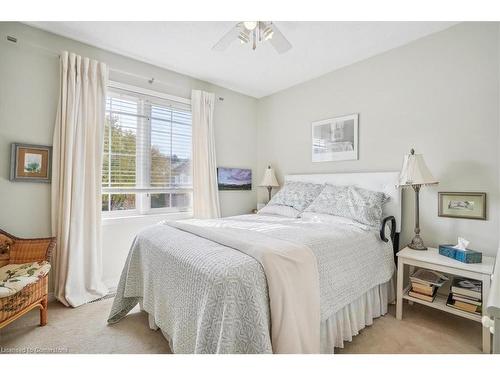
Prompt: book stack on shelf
<box><xmin>408</xmin><ymin>269</ymin><xmax>448</xmax><ymax>302</ymax></box>
<box><xmin>446</xmin><ymin>277</ymin><xmax>482</xmax><ymax>315</ymax></box>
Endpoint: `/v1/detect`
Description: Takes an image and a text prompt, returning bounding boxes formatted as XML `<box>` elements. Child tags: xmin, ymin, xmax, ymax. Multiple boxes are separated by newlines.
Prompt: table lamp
<box><xmin>397</xmin><ymin>148</ymin><xmax>439</xmax><ymax>250</ymax></box>
<box><xmin>259</xmin><ymin>165</ymin><xmax>279</xmax><ymax>202</ymax></box>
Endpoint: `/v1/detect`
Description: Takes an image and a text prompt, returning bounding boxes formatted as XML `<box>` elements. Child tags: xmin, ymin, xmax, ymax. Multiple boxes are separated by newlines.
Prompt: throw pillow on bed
<box><xmin>304</xmin><ymin>184</ymin><xmax>389</xmax><ymax>228</ymax></box>
<box><xmin>267</xmin><ymin>181</ymin><xmax>324</xmax><ymax>212</ymax></box>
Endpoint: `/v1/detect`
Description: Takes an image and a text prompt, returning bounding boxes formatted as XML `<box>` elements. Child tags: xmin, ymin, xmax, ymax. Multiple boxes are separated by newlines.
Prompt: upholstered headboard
<box><xmin>284</xmin><ymin>171</ymin><xmax>402</xmax><ymax>232</ymax></box>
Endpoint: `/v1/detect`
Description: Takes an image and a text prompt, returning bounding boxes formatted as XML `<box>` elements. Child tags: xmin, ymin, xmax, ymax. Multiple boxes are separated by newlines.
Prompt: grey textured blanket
<box><xmin>167</xmin><ymin>218</ymin><xmax>320</xmax><ymax>353</ymax></box>
<box><xmin>108</xmin><ymin>214</ymin><xmax>394</xmax><ymax>353</ymax></box>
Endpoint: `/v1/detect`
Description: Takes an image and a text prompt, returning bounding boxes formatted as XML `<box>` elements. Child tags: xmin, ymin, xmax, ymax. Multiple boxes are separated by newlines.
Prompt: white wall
<box><xmin>2</xmin><ymin>21</ymin><xmax>500</xmax><ymax>293</ymax></box>
<box><xmin>0</xmin><ymin>22</ymin><xmax>258</xmax><ymax>289</ymax></box>
<box><xmin>257</xmin><ymin>22</ymin><xmax>500</xmax><ymax>256</ymax></box>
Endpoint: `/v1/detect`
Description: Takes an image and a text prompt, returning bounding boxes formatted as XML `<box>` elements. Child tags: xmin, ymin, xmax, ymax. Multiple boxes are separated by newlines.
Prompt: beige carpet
<box><xmin>0</xmin><ymin>298</ymin><xmax>483</xmax><ymax>354</ymax></box>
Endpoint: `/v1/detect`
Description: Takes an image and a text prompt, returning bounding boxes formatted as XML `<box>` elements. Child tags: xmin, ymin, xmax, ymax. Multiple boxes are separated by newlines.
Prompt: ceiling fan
<box><xmin>212</xmin><ymin>21</ymin><xmax>292</xmax><ymax>54</ymax></box>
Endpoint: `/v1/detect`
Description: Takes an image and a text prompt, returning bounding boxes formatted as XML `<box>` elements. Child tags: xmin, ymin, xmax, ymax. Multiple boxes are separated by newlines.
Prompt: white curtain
<box><xmin>191</xmin><ymin>90</ymin><xmax>221</xmax><ymax>219</ymax></box>
<box><xmin>51</xmin><ymin>51</ymin><xmax>109</xmax><ymax>307</ymax></box>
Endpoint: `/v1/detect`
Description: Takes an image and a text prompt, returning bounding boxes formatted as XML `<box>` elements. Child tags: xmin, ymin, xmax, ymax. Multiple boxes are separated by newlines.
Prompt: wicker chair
<box><xmin>0</xmin><ymin>229</ymin><xmax>55</xmax><ymax>329</ymax></box>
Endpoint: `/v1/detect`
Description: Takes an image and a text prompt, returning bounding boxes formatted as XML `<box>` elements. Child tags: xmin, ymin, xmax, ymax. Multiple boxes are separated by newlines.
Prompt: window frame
<box><xmin>102</xmin><ymin>81</ymin><xmax>192</xmax><ymax>219</ymax></box>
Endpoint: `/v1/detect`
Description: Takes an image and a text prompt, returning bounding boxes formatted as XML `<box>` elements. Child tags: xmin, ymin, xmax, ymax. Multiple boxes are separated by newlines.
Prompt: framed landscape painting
<box><xmin>438</xmin><ymin>192</ymin><xmax>486</xmax><ymax>220</ymax></box>
<box><xmin>10</xmin><ymin>143</ymin><xmax>52</xmax><ymax>183</ymax></box>
<box><xmin>217</xmin><ymin>167</ymin><xmax>252</xmax><ymax>190</ymax></box>
<box><xmin>312</xmin><ymin>113</ymin><xmax>358</xmax><ymax>162</ymax></box>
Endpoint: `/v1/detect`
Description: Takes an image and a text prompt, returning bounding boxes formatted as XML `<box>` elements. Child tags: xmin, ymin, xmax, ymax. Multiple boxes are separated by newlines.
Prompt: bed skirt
<box><xmin>146</xmin><ymin>277</ymin><xmax>395</xmax><ymax>354</ymax></box>
<box><xmin>321</xmin><ymin>277</ymin><xmax>395</xmax><ymax>353</ymax></box>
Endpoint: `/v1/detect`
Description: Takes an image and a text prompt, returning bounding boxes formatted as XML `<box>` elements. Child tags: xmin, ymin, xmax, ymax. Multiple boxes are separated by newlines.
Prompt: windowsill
<box><xmin>102</xmin><ymin>211</ymin><xmax>193</xmax><ymax>226</ymax></box>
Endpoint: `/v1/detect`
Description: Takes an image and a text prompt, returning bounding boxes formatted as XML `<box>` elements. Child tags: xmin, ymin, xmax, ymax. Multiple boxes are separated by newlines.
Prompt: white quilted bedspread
<box><xmin>108</xmin><ymin>214</ymin><xmax>395</xmax><ymax>353</ymax></box>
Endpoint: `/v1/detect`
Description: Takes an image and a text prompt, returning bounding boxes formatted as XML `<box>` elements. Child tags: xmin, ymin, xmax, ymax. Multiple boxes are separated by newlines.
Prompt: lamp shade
<box><xmin>397</xmin><ymin>149</ymin><xmax>438</xmax><ymax>187</ymax></box>
<box><xmin>259</xmin><ymin>166</ymin><xmax>279</xmax><ymax>187</ymax></box>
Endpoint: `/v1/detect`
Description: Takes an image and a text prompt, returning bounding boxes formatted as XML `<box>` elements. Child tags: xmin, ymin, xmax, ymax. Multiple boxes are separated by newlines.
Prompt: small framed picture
<box><xmin>10</xmin><ymin>143</ymin><xmax>52</xmax><ymax>183</ymax></box>
<box><xmin>312</xmin><ymin>113</ymin><xmax>358</xmax><ymax>162</ymax></box>
<box><xmin>438</xmin><ymin>192</ymin><xmax>486</xmax><ymax>220</ymax></box>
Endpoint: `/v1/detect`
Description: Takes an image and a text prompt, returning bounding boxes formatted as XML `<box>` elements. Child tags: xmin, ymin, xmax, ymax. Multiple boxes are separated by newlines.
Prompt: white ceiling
<box><xmin>27</xmin><ymin>21</ymin><xmax>456</xmax><ymax>98</ymax></box>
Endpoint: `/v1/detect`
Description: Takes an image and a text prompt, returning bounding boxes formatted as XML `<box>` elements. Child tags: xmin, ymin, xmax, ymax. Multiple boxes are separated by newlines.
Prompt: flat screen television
<box><xmin>217</xmin><ymin>167</ymin><xmax>252</xmax><ymax>191</ymax></box>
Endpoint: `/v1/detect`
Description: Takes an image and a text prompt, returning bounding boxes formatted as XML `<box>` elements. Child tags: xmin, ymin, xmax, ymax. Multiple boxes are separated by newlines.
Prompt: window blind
<box><xmin>102</xmin><ymin>86</ymin><xmax>192</xmax><ymax>213</ymax></box>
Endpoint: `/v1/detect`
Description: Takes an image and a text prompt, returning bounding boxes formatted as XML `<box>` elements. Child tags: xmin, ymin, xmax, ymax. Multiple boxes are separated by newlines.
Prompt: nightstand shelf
<box><xmin>396</xmin><ymin>247</ymin><xmax>496</xmax><ymax>354</ymax></box>
<box><xmin>402</xmin><ymin>285</ymin><xmax>482</xmax><ymax>323</ymax></box>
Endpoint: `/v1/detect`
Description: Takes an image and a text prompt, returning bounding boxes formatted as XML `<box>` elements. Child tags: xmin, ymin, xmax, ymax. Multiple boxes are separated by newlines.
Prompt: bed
<box><xmin>108</xmin><ymin>171</ymin><xmax>402</xmax><ymax>354</ymax></box>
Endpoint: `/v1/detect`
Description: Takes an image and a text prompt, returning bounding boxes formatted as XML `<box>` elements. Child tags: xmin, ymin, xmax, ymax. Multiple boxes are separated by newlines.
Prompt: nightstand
<box><xmin>396</xmin><ymin>246</ymin><xmax>495</xmax><ymax>353</ymax></box>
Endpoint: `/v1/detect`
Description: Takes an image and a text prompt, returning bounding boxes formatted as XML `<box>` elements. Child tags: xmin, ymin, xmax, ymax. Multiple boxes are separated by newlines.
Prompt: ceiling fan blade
<box><xmin>269</xmin><ymin>24</ymin><xmax>292</xmax><ymax>54</ymax></box>
<box><xmin>212</xmin><ymin>25</ymin><xmax>240</xmax><ymax>51</ymax></box>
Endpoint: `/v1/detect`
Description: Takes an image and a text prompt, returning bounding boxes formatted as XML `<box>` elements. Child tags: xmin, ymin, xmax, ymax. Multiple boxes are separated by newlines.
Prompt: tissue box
<box><xmin>438</xmin><ymin>244</ymin><xmax>482</xmax><ymax>264</ymax></box>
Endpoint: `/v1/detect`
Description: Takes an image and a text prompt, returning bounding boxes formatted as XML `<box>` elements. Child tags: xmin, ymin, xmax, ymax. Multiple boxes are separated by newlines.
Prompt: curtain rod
<box><xmin>4</xmin><ymin>33</ymin><xmax>225</xmax><ymax>101</ymax></box>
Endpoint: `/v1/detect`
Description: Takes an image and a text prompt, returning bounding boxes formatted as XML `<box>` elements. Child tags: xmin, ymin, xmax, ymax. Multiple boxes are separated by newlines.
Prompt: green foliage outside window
<box><xmin>102</xmin><ymin>112</ymin><xmax>191</xmax><ymax>212</ymax></box>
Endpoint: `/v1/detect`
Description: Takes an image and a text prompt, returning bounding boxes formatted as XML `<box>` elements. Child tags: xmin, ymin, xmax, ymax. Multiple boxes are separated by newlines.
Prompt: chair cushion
<box><xmin>0</xmin><ymin>261</ymin><xmax>51</xmax><ymax>298</ymax></box>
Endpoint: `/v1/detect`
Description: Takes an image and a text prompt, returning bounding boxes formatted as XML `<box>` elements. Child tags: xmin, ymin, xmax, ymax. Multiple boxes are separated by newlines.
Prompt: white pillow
<box><xmin>257</xmin><ymin>204</ymin><xmax>301</xmax><ymax>218</ymax></box>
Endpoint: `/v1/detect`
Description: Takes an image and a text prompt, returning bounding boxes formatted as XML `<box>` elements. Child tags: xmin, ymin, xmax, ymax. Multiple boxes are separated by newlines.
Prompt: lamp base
<box><xmin>267</xmin><ymin>186</ymin><xmax>272</xmax><ymax>202</ymax></box>
<box><xmin>408</xmin><ymin>234</ymin><xmax>427</xmax><ymax>251</ymax></box>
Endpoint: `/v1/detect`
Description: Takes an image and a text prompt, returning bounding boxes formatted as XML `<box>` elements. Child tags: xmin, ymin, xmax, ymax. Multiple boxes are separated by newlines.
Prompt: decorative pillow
<box><xmin>0</xmin><ymin>234</ymin><xmax>13</xmax><ymax>255</ymax></box>
<box><xmin>268</xmin><ymin>181</ymin><xmax>324</xmax><ymax>212</ymax></box>
<box><xmin>304</xmin><ymin>184</ymin><xmax>389</xmax><ymax>228</ymax></box>
<box><xmin>258</xmin><ymin>204</ymin><xmax>301</xmax><ymax>218</ymax></box>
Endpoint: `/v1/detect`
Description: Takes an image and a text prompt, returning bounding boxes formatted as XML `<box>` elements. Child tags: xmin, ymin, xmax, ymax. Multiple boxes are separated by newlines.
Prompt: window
<box><xmin>102</xmin><ymin>84</ymin><xmax>192</xmax><ymax>217</ymax></box>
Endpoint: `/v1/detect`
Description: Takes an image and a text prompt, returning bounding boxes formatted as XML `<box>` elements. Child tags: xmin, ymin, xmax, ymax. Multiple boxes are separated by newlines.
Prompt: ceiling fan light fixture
<box><xmin>243</xmin><ymin>21</ymin><xmax>258</xmax><ymax>31</ymax></box>
<box><xmin>263</xmin><ymin>26</ymin><xmax>274</xmax><ymax>41</ymax></box>
<box><xmin>238</xmin><ymin>31</ymin><xmax>250</xmax><ymax>44</ymax></box>
<box><xmin>212</xmin><ymin>21</ymin><xmax>291</xmax><ymax>54</ymax></box>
